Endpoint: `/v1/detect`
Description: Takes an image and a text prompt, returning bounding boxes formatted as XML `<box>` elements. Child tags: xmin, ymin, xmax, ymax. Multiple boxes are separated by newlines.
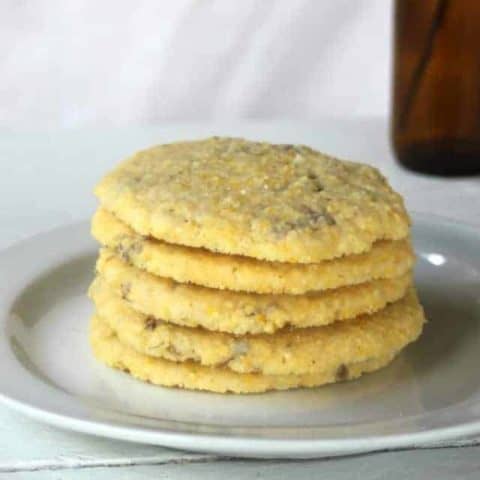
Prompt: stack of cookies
<box><xmin>89</xmin><ymin>137</ymin><xmax>425</xmax><ymax>393</ymax></box>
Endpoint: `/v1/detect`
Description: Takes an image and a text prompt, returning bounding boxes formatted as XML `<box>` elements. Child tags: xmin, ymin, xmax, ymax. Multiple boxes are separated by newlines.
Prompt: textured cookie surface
<box><xmin>94</xmin><ymin>137</ymin><xmax>409</xmax><ymax>263</ymax></box>
<box><xmin>93</xmin><ymin>208</ymin><xmax>414</xmax><ymax>294</ymax></box>
<box><xmin>90</xmin><ymin>279</ymin><xmax>425</xmax><ymax>376</ymax></box>
<box><xmin>96</xmin><ymin>249</ymin><xmax>412</xmax><ymax>335</ymax></box>
<box><xmin>90</xmin><ymin>315</ymin><xmax>398</xmax><ymax>393</ymax></box>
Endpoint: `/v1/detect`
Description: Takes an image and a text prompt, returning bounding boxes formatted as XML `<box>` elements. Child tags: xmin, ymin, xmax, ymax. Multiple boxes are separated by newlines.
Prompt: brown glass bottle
<box><xmin>392</xmin><ymin>0</ymin><xmax>480</xmax><ymax>175</ymax></box>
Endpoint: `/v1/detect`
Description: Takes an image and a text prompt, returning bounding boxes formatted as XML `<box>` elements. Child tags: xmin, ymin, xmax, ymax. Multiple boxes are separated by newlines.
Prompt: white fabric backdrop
<box><xmin>1</xmin><ymin>0</ymin><xmax>392</xmax><ymax>130</ymax></box>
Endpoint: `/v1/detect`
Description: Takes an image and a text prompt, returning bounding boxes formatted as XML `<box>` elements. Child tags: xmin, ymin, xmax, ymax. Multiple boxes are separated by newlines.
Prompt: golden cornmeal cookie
<box><xmin>90</xmin><ymin>315</ymin><xmax>398</xmax><ymax>393</ymax></box>
<box><xmin>96</xmin><ymin>249</ymin><xmax>412</xmax><ymax>335</ymax></box>
<box><xmin>90</xmin><ymin>279</ymin><xmax>425</xmax><ymax>376</ymax></box>
<box><xmin>94</xmin><ymin>137</ymin><xmax>409</xmax><ymax>263</ymax></box>
<box><xmin>92</xmin><ymin>208</ymin><xmax>415</xmax><ymax>294</ymax></box>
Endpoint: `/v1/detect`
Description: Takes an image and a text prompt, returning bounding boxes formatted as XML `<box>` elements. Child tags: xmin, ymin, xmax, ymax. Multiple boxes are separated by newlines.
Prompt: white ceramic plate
<box><xmin>0</xmin><ymin>213</ymin><xmax>480</xmax><ymax>459</ymax></box>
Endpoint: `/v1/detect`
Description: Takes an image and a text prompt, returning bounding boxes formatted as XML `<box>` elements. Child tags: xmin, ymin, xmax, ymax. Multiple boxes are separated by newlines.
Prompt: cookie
<box><xmin>94</xmin><ymin>137</ymin><xmax>409</xmax><ymax>263</ymax></box>
<box><xmin>92</xmin><ymin>208</ymin><xmax>414</xmax><ymax>294</ymax></box>
<box><xmin>96</xmin><ymin>248</ymin><xmax>412</xmax><ymax>335</ymax></box>
<box><xmin>90</xmin><ymin>315</ymin><xmax>398</xmax><ymax>393</ymax></box>
<box><xmin>90</xmin><ymin>279</ymin><xmax>425</xmax><ymax>376</ymax></box>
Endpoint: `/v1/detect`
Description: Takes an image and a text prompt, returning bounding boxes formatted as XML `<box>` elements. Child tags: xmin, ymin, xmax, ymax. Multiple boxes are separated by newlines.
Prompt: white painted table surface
<box><xmin>0</xmin><ymin>118</ymin><xmax>479</xmax><ymax>479</ymax></box>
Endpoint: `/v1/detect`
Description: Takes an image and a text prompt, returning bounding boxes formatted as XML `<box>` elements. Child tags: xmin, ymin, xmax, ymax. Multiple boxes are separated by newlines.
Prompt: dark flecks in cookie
<box><xmin>274</xmin><ymin>143</ymin><xmax>304</xmax><ymax>154</ymax></box>
<box><xmin>243</xmin><ymin>305</ymin><xmax>257</xmax><ymax>317</ymax></box>
<box><xmin>307</xmin><ymin>170</ymin><xmax>324</xmax><ymax>192</ymax></box>
<box><xmin>215</xmin><ymin>340</ymin><xmax>250</xmax><ymax>369</ymax></box>
<box><xmin>299</xmin><ymin>205</ymin><xmax>336</xmax><ymax>227</ymax></box>
<box><xmin>276</xmin><ymin>144</ymin><xmax>296</xmax><ymax>152</ymax></box>
<box><xmin>117</xmin><ymin>246</ymin><xmax>129</xmax><ymax>262</ymax></box>
<box><xmin>144</xmin><ymin>316</ymin><xmax>158</xmax><ymax>330</ymax></box>
<box><xmin>271</xmin><ymin>206</ymin><xmax>336</xmax><ymax>237</ymax></box>
<box><xmin>215</xmin><ymin>359</ymin><xmax>232</xmax><ymax>369</ymax></box>
<box><xmin>117</xmin><ymin>240</ymin><xmax>144</xmax><ymax>262</ymax></box>
<box><xmin>323</xmin><ymin>212</ymin><xmax>337</xmax><ymax>226</ymax></box>
<box><xmin>166</xmin><ymin>344</ymin><xmax>182</xmax><ymax>359</ymax></box>
<box><xmin>271</xmin><ymin>221</ymin><xmax>296</xmax><ymax>237</ymax></box>
<box><xmin>120</xmin><ymin>282</ymin><xmax>131</xmax><ymax>300</ymax></box>
<box><xmin>336</xmin><ymin>364</ymin><xmax>349</xmax><ymax>381</ymax></box>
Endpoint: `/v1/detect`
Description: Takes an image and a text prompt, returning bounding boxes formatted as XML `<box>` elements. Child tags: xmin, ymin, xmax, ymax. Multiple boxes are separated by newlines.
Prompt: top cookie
<box><xmin>95</xmin><ymin>137</ymin><xmax>410</xmax><ymax>263</ymax></box>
